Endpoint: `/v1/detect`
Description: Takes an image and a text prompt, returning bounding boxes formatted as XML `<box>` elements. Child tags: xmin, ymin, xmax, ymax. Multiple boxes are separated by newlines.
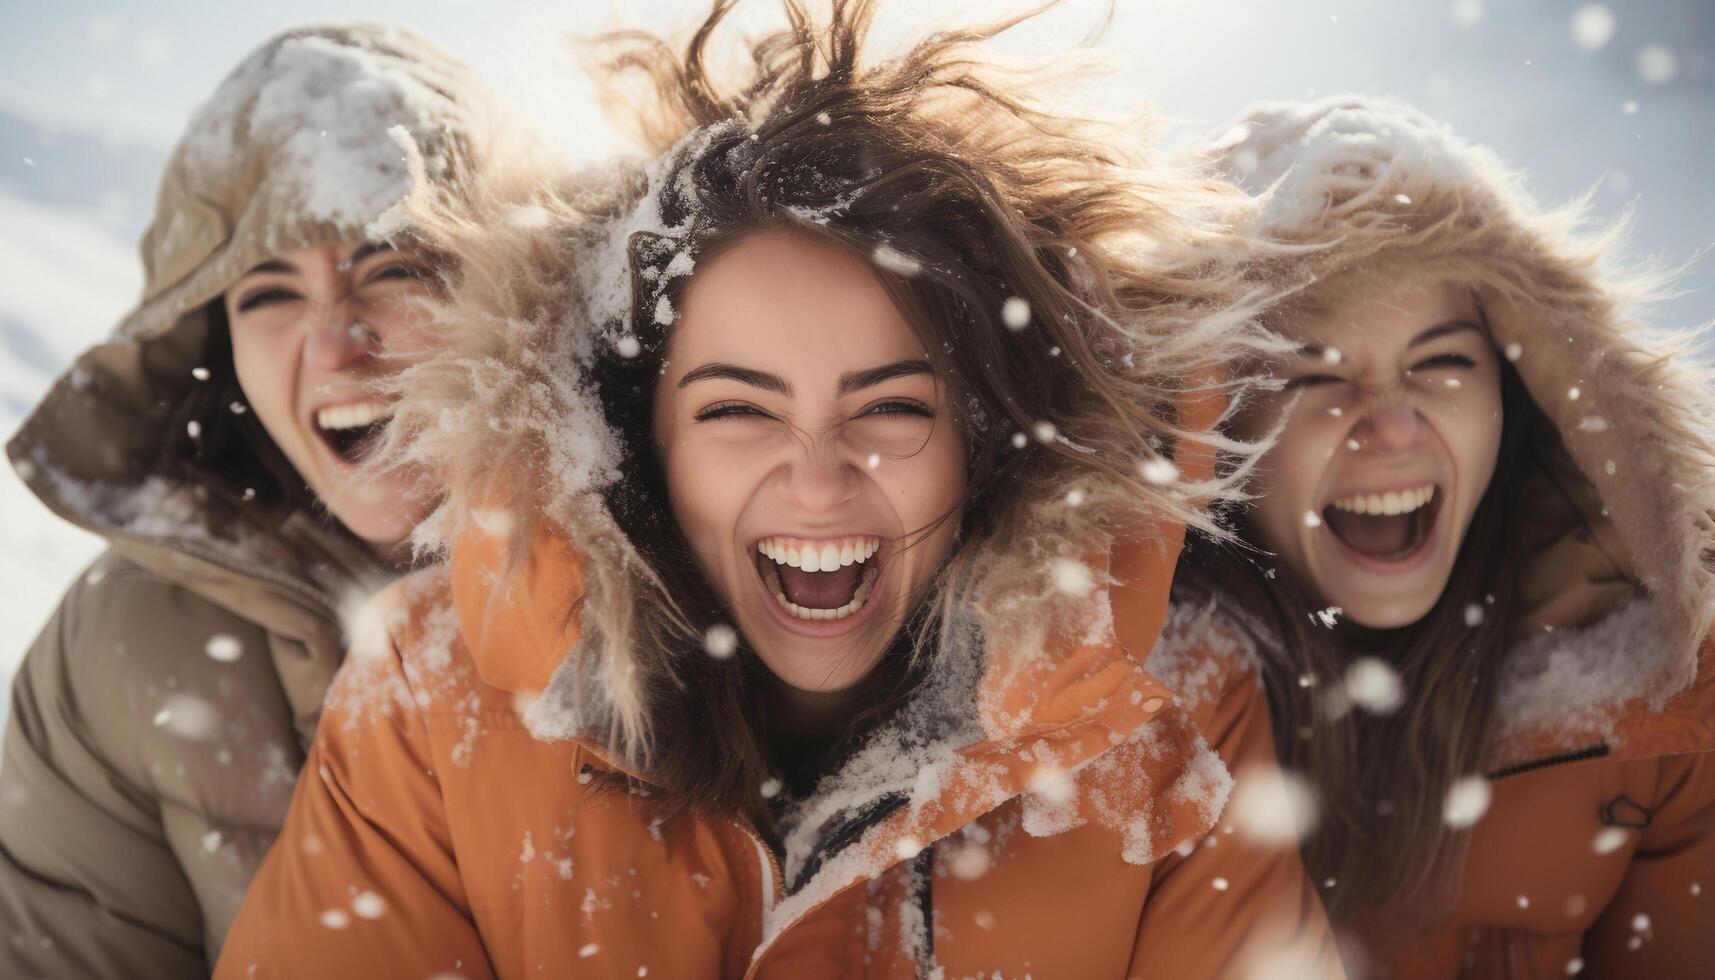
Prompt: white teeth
<box><xmin>756</xmin><ymin>535</ymin><xmax>881</xmax><ymax>571</ymax></box>
<box><xmin>316</xmin><ymin>400</ymin><xmax>390</xmax><ymax>431</ymax></box>
<box><xmin>1330</xmin><ymin>484</ymin><xmax>1435</xmax><ymax>516</ymax></box>
<box><xmin>763</xmin><ymin>563</ymin><xmax>879</xmax><ymax>621</ymax></box>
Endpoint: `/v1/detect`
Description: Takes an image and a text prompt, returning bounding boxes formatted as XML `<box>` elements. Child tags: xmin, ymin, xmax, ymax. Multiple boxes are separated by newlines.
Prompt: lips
<box><xmin>313</xmin><ymin>399</ymin><xmax>392</xmax><ymax>465</ymax></box>
<box><xmin>755</xmin><ymin>535</ymin><xmax>881</xmax><ymax>621</ymax></box>
<box><xmin>1322</xmin><ymin>483</ymin><xmax>1440</xmax><ymax>562</ymax></box>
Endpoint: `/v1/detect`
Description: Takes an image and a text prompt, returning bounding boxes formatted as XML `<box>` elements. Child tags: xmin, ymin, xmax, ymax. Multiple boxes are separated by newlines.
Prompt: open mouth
<box><xmin>754</xmin><ymin>535</ymin><xmax>881</xmax><ymax>622</ymax></box>
<box><xmin>1322</xmin><ymin>483</ymin><xmax>1441</xmax><ymax>563</ymax></box>
<box><xmin>314</xmin><ymin>400</ymin><xmax>392</xmax><ymax>466</ymax></box>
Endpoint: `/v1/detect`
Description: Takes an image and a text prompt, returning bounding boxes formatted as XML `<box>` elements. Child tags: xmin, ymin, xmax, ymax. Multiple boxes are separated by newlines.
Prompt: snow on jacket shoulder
<box><xmin>216</xmin><ymin>515</ymin><xmax>1342</xmax><ymax>979</ymax></box>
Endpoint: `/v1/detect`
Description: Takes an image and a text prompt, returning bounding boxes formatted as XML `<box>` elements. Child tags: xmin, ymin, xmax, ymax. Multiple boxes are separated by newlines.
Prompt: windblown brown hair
<box><xmin>379</xmin><ymin>0</ymin><xmax>1277</xmax><ymax>821</ymax></box>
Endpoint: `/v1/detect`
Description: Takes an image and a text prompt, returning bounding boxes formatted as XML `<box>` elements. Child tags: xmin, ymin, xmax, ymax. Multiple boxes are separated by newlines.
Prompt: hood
<box><xmin>1206</xmin><ymin>95</ymin><xmax>1715</xmax><ymax>767</ymax></box>
<box><xmin>6</xmin><ymin>22</ymin><xmax>487</xmax><ymax>615</ymax></box>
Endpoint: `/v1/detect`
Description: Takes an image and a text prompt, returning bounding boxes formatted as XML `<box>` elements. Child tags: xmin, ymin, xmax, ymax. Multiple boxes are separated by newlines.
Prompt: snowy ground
<box><xmin>0</xmin><ymin>188</ymin><xmax>137</xmax><ymax>675</ymax></box>
<box><xmin>1</xmin><ymin>0</ymin><xmax>1711</xmax><ymax>701</ymax></box>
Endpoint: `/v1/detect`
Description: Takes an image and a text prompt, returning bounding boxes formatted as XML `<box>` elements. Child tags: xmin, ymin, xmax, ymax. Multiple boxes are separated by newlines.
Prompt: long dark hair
<box><xmin>1180</xmin><ymin>350</ymin><xmax>1555</xmax><ymax>930</ymax></box>
<box><xmin>160</xmin><ymin>302</ymin><xmax>311</xmax><ymax>518</ymax></box>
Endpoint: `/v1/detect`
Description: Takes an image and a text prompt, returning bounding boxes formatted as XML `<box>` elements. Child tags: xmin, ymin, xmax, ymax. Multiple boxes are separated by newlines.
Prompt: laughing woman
<box><xmin>0</xmin><ymin>24</ymin><xmax>495</xmax><ymax>978</ymax></box>
<box><xmin>1178</xmin><ymin>96</ymin><xmax>1715</xmax><ymax>975</ymax></box>
<box><xmin>215</xmin><ymin>4</ymin><xmax>1341</xmax><ymax>977</ymax></box>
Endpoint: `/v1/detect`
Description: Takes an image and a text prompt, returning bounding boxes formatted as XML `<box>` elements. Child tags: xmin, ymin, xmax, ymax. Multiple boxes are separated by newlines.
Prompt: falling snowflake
<box><xmin>1505</xmin><ymin>342</ymin><xmax>1523</xmax><ymax>362</ymax></box>
<box><xmin>1033</xmin><ymin>421</ymin><xmax>1057</xmax><ymax>444</ymax></box>
<box><xmin>1571</xmin><ymin>6</ymin><xmax>1617</xmax><ymax>50</ymax></box>
<box><xmin>616</xmin><ymin>335</ymin><xmax>642</xmax><ymax>359</ymax></box>
<box><xmin>949</xmin><ymin>844</ymin><xmax>991</xmax><ymax>881</ymax></box>
<box><xmin>1443</xmin><ymin>774</ymin><xmax>1492</xmax><ymax>828</ymax></box>
<box><xmin>1450</xmin><ymin>0</ymin><xmax>1484</xmax><ymax>28</ymax></box>
<box><xmin>186</xmin><ymin>420</ymin><xmax>202</xmax><ymax>439</ymax></box>
<box><xmin>1303</xmin><ymin>510</ymin><xmax>1323</xmax><ymax>528</ymax></box>
<box><xmin>205</xmin><ymin>635</ymin><xmax>243</xmax><ymax>662</ymax></box>
<box><xmin>866</xmin><ymin>453</ymin><xmax>881</xmax><ymax>470</ymax></box>
<box><xmin>1010</xmin><ymin>432</ymin><xmax>1028</xmax><ymax>449</ymax></box>
<box><xmin>703</xmin><ymin>624</ymin><xmax>739</xmax><ymax>660</ymax></box>
<box><xmin>1344</xmin><ymin>658</ymin><xmax>1403</xmax><ymax>714</ymax></box>
<box><xmin>191</xmin><ymin>366</ymin><xmax>211</xmax><ymax>381</ymax></box>
<box><xmin>1464</xmin><ymin>604</ymin><xmax>1485</xmax><ymax>628</ymax></box>
<box><xmin>1635</xmin><ymin>46</ymin><xmax>1679</xmax><ymax>85</ymax></box>
<box><xmin>1001</xmin><ymin>296</ymin><xmax>1031</xmax><ymax>331</ymax></box>
<box><xmin>352</xmin><ymin>891</ymin><xmax>386</xmax><ymax>919</ymax></box>
<box><xmin>1592</xmin><ymin>827</ymin><xmax>1629</xmax><ymax>855</ymax></box>
<box><xmin>320</xmin><ymin>909</ymin><xmax>351</xmax><ymax>929</ymax></box>
<box><xmin>1228</xmin><ymin>763</ymin><xmax>1320</xmax><ymax>846</ymax></box>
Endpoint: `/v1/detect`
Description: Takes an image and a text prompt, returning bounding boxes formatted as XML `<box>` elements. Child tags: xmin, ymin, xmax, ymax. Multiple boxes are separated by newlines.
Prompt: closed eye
<box><xmin>1282</xmin><ymin>373</ymin><xmax>1343</xmax><ymax>391</ymax></box>
<box><xmin>1411</xmin><ymin>353</ymin><xmax>1476</xmax><ymax>371</ymax></box>
<box><xmin>860</xmin><ymin>399</ymin><xmax>934</xmax><ymax>419</ymax></box>
<box><xmin>235</xmin><ymin>288</ymin><xmax>300</xmax><ymax>312</ymax></box>
<box><xmin>693</xmin><ymin>401</ymin><xmax>772</xmax><ymax>422</ymax></box>
<box><xmin>364</xmin><ymin>262</ymin><xmax>425</xmax><ymax>285</ymax></box>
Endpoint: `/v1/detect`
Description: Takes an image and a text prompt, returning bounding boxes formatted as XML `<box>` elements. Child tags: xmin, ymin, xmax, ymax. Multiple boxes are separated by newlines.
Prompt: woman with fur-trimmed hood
<box><xmin>216</xmin><ymin>3</ymin><xmax>1342</xmax><ymax>977</ymax></box>
<box><xmin>1176</xmin><ymin>95</ymin><xmax>1715</xmax><ymax>975</ymax></box>
<box><xmin>1</xmin><ymin>23</ymin><xmax>497</xmax><ymax>977</ymax></box>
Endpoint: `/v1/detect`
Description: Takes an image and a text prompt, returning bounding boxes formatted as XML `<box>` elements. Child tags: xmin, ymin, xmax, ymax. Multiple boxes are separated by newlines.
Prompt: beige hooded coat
<box><xmin>1197</xmin><ymin>96</ymin><xmax>1715</xmax><ymax>977</ymax></box>
<box><xmin>0</xmin><ymin>23</ymin><xmax>484</xmax><ymax>978</ymax></box>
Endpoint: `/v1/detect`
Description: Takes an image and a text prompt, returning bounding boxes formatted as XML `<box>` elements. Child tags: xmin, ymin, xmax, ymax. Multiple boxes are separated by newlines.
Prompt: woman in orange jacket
<box><xmin>215</xmin><ymin>3</ymin><xmax>1342</xmax><ymax>978</ymax></box>
<box><xmin>1174</xmin><ymin>95</ymin><xmax>1715</xmax><ymax>976</ymax></box>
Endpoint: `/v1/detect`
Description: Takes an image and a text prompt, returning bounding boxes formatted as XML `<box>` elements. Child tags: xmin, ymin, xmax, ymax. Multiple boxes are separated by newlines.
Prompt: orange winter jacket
<box><xmin>215</xmin><ymin>514</ymin><xmax>1342</xmax><ymax>978</ymax></box>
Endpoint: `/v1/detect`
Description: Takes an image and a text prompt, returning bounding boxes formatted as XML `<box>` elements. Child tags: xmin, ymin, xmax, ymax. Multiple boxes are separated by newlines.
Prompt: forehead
<box><xmin>1283</xmin><ymin>279</ymin><xmax>1482</xmax><ymax>356</ymax></box>
<box><xmin>668</xmin><ymin>231</ymin><xmax>927</xmax><ymax>381</ymax></box>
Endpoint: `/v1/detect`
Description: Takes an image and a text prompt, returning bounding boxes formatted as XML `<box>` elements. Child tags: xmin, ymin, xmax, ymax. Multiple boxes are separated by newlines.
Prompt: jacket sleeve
<box><xmin>0</xmin><ymin>557</ymin><xmax>208</xmax><ymax>980</ymax></box>
<box><xmin>213</xmin><ymin>585</ymin><xmax>495</xmax><ymax>980</ymax></box>
<box><xmin>1581</xmin><ymin>750</ymin><xmax>1715</xmax><ymax>977</ymax></box>
<box><xmin>1127</xmin><ymin>663</ymin><xmax>1347</xmax><ymax>979</ymax></box>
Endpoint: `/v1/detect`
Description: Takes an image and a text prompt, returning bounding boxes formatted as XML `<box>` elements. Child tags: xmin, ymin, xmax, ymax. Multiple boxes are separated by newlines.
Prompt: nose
<box><xmin>1350</xmin><ymin>397</ymin><xmax>1428</xmax><ymax>454</ymax></box>
<box><xmin>304</xmin><ymin>304</ymin><xmax>374</xmax><ymax>372</ymax></box>
<box><xmin>775</xmin><ymin>443</ymin><xmax>862</xmax><ymax>513</ymax></box>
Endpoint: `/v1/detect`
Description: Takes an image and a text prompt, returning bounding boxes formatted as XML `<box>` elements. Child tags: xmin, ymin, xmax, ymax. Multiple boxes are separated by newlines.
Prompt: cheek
<box><xmin>365</xmin><ymin>298</ymin><xmax>434</xmax><ymax>358</ymax></box>
<box><xmin>230</xmin><ymin>330</ymin><xmax>295</xmax><ymax>431</ymax></box>
<box><xmin>882</xmin><ymin>427</ymin><xmax>967</xmax><ymax>540</ymax></box>
<box><xmin>660</xmin><ymin>432</ymin><xmax>751</xmax><ymax>558</ymax></box>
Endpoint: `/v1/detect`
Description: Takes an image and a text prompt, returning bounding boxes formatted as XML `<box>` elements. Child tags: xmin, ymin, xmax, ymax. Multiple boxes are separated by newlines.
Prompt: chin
<box><xmin>1334</xmin><ymin>593</ymin><xmax>1439</xmax><ymax>630</ymax></box>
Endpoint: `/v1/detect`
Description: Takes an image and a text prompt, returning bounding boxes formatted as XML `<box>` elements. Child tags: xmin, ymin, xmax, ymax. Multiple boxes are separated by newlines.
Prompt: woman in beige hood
<box><xmin>1176</xmin><ymin>95</ymin><xmax>1715</xmax><ymax>976</ymax></box>
<box><xmin>0</xmin><ymin>22</ymin><xmax>494</xmax><ymax>977</ymax></box>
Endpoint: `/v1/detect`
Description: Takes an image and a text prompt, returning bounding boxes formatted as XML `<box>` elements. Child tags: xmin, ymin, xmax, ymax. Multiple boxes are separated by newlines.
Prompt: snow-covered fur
<box><xmin>8</xmin><ymin>22</ymin><xmax>496</xmax><ymax>575</ymax></box>
<box><xmin>1205</xmin><ymin>95</ymin><xmax>1715</xmax><ymax>760</ymax></box>
<box><xmin>372</xmin><ymin>5</ymin><xmax>1280</xmax><ymax>790</ymax></box>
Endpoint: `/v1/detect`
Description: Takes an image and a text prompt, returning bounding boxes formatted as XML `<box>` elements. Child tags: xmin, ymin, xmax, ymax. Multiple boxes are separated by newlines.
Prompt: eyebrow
<box><xmin>1407</xmin><ymin>319</ymin><xmax>1483</xmax><ymax>348</ymax></box>
<box><xmin>677</xmin><ymin>362</ymin><xmax>792</xmax><ymax>395</ymax></box>
<box><xmin>237</xmin><ymin>242</ymin><xmax>397</xmax><ymax>279</ymax></box>
<box><xmin>675</xmin><ymin>358</ymin><xmax>935</xmax><ymax>397</ymax></box>
<box><xmin>837</xmin><ymin>359</ymin><xmax>933</xmax><ymax>395</ymax></box>
<box><xmin>1292</xmin><ymin>319</ymin><xmax>1484</xmax><ymax>359</ymax></box>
